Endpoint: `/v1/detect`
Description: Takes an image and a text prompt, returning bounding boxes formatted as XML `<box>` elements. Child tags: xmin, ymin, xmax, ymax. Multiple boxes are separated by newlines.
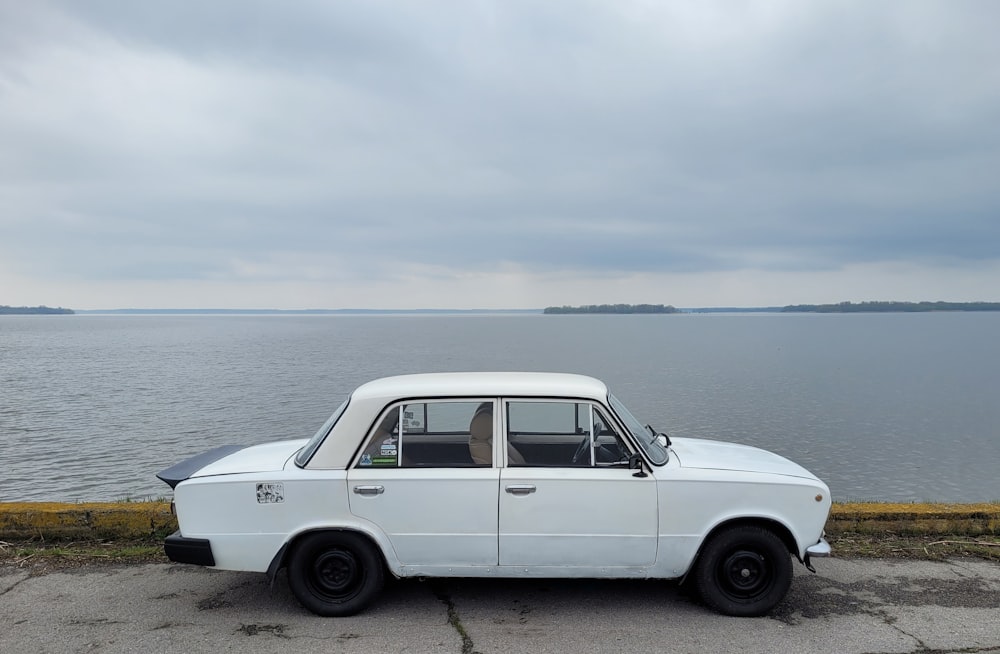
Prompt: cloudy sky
<box><xmin>2</xmin><ymin>1</ymin><xmax>998</xmax><ymax>309</ymax></box>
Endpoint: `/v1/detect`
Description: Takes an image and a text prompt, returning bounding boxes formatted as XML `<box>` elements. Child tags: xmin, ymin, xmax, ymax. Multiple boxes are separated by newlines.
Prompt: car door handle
<box><xmin>353</xmin><ymin>485</ymin><xmax>385</xmax><ymax>496</ymax></box>
<box><xmin>505</xmin><ymin>484</ymin><xmax>536</xmax><ymax>496</ymax></box>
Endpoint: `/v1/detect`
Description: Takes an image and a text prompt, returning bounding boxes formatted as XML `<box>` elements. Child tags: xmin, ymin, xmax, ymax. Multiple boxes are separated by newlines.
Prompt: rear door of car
<box><xmin>498</xmin><ymin>398</ymin><xmax>658</xmax><ymax>567</ymax></box>
<box><xmin>347</xmin><ymin>399</ymin><xmax>500</xmax><ymax>566</ymax></box>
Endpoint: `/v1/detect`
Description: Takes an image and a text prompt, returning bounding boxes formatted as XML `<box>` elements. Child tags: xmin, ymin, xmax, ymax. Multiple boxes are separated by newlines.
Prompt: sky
<box><xmin>2</xmin><ymin>1</ymin><xmax>999</xmax><ymax>310</ymax></box>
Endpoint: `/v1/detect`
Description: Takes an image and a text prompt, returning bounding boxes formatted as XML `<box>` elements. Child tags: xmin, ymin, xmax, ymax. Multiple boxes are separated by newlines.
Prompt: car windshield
<box><xmin>295</xmin><ymin>397</ymin><xmax>350</xmax><ymax>467</ymax></box>
<box><xmin>608</xmin><ymin>393</ymin><xmax>669</xmax><ymax>465</ymax></box>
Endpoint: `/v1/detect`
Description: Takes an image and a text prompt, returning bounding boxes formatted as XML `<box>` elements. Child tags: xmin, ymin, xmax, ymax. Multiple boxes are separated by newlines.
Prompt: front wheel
<box><xmin>287</xmin><ymin>532</ymin><xmax>384</xmax><ymax>616</ymax></box>
<box><xmin>693</xmin><ymin>525</ymin><xmax>792</xmax><ymax>617</ymax></box>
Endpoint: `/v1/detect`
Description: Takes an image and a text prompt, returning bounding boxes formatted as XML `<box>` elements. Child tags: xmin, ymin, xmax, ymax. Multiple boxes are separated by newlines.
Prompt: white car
<box><xmin>158</xmin><ymin>372</ymin><xmax>831</xmax><ymax>617</ymax></box>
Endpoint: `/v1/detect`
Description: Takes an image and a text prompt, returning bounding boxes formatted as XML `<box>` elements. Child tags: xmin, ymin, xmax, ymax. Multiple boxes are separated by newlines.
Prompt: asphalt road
<box><xmin>1</xmin><ymin>558</ymin><xmax>998</xmax><ymax>654</ymax></box>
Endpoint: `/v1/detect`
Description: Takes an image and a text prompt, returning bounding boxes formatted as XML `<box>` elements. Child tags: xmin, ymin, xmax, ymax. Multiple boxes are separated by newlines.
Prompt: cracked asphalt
<box><xmin>1</xmin><ymin>558</ymin><xmax>998</xmax><ymax>653</ymax></box>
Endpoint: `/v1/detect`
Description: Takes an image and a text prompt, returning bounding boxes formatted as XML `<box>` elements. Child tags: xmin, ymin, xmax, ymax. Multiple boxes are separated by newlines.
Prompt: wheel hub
<box><xmin>720</xmin><ymin>549</ymin><xmax>769</xmax><ymax>596</ymax></box>
<box><xmin>314</xmin><ymin>550</ymin><xmax>360</xmax><ymax>595</ymax></box>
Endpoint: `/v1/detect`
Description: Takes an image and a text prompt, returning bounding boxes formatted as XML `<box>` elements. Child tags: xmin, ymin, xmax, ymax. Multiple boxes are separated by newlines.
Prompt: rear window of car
<box><xmin>295</xmin><ymin>398</ymin><xmax>350</xmax><ymax>467</ymax></box>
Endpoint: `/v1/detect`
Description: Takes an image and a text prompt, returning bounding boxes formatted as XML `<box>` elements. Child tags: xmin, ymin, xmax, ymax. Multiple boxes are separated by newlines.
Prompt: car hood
<box><xmin>669</xmin><ymin>437</ymin><xmax>819</xmax><ymax>480</ymax></box>
<box><xmin>192</xmin><ymin>439</ymin><xmax>309</xmax><ymax>478</ymax></box>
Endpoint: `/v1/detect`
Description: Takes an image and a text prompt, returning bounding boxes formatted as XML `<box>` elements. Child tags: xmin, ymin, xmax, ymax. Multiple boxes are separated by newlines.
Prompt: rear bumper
<box><xmin>164</xmin><ymin>531</ymin><xmax>215</xmax><ymax>567</ymax></box>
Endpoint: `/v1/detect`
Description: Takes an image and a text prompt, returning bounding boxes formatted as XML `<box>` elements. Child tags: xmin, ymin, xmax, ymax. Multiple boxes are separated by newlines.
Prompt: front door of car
<box><xmin>347</xmin><ymin>400</ymin><xmax>500</xmax><ymax>567</ymax></box>
<box><xmin>498</xmin><ymin>400</ymin><xmax>658</xmax><ymax>567</ymax></box>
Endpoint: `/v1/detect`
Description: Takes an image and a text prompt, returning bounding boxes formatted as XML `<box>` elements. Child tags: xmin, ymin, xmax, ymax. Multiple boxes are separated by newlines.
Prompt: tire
<box><xmin>693</xmin><ymin>525</ymin><xmax>793</xmax><ymax>617</ymax></box>
<box><xmin>287</xmin><ymin>531</ymin><xmax>385</xmax><ymax>617</ymax></box>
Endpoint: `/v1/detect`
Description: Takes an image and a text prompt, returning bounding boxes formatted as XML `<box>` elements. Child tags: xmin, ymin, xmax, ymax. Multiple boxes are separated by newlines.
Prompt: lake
<box><xmin>1</xmin><ymin>313</ymin><xmax>998</xmax><ymax>502</ymax></box>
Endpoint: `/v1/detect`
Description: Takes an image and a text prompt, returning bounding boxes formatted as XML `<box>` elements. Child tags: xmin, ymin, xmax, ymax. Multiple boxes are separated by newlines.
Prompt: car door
<box><xmin>348</xmin><ymin>400</ymin><xmax>500</xmax><ymax>566</ymax></box>
<box><xmin>498</xmin><ymin>399</ymin><xmax>658</xmax><ymax>567</ymax></box>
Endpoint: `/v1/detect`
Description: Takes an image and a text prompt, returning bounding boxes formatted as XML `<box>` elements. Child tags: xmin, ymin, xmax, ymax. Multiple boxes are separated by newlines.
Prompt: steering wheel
<box><xmin>571</xmin><ymin>434</ymin><xmax>591</xmax><ymax>464</ymax></box>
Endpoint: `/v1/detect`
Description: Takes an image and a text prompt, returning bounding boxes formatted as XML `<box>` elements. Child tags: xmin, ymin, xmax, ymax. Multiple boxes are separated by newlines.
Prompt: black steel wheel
<box><xmin>288</xmin><ymin>532</ymin><xmax>384</xmax><ymax>616</ymax></box>
<box><xmin>693</xmin><ymin>525</ymin><xmax>792</xmax><ymax>617</ymax></box>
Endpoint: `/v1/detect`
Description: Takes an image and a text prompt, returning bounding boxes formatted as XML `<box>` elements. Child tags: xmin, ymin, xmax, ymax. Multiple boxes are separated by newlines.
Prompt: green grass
<box><xmin>829</xmin><ymin>532</ymin><xmax>1000</xmax><ymax>560</ymax></box>
<box><xmin>0</xmin><ymin>539</ymin><xmax>166</xmax><ymax>570</ymax></box>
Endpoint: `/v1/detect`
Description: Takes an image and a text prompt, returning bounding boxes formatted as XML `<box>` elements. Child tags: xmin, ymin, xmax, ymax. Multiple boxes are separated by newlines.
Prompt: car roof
<box><xmin>302</xmin><ymin>372</ymin><xmax>614</xmax><ymax>470</ymax></box>
<box><xmin>351</xmin><ymin>372</ymin><xmax>609</xmax><ymax>403</ymax></box>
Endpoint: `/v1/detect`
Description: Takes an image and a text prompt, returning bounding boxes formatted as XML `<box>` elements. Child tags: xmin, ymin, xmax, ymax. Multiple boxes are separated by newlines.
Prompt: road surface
<box><xmin>2</xmin><ymin>557</ymin><xmax>998</xmax><ymax>653</ymax></box>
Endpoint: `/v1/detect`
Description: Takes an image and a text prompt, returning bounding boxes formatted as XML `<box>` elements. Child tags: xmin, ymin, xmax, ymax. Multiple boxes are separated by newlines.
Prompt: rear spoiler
<box><xmin>156</xmin><ymin>445</ymin><xmax>247</xmax><ymax>489</ymax></box>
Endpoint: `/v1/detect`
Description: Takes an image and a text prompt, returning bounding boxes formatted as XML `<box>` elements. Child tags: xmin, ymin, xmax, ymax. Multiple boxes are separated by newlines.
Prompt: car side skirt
<box><xmin>395</xmin><ymin>565</ymin><xmax>668</xmax><ymax>579</ymax></box>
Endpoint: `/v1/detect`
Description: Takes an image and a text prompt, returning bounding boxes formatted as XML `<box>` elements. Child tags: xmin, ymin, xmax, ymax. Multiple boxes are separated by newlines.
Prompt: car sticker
<box><xmin>359</xmin><ymin>453</ymin><xmax>373</xmax><ymax>466</ymax></box>
<box><xmin>402</xmin><ymin>409</ymin><xmax>423</xmax><ymax>431</ymax></box>
<box><xmin>255</xmin><ymin>482</ymin><xmax>284</xmax><ymax>504</ymax></box>
<box><xmin>370</xmin><ymin>456</ymin><xmax>397</xmax><ymax>466</ymax></box>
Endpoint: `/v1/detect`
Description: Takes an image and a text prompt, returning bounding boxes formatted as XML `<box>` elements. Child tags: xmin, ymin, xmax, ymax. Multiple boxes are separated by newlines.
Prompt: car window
<box><xmin>355</xmin><ymin>400</ymin><xmax>494</xmax><ymax>468</ymax></box>
<box><xmin>608</xmin><ymin>393</ymin><xmax>669</xmax><ymax>465</ymax></box>
<box><xmin>295</xmin><ymin>397</ymin><xmax>349</xmax><ymax>468</ymax></box>
<box><xmin>505</xmin><ymin>400</ymin><xmax>634</xmax><ymax>467</ymax></box>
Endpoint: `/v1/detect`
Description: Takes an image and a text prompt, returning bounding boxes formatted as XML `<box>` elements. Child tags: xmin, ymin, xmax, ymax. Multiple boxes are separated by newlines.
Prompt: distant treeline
<box><xmin>544</xmin><ymin>304</ymin><xmax>680</xmax><ymax>314</ymax></box>
<box><xmin>781</xmin><ymin>301</ymin><xmax>1000</xmax><ymax>313</ymax></box>
<box><xmin>0</xmin><ymin>305</ymin><xmax>74</xmax><ymax>315</ymax></box>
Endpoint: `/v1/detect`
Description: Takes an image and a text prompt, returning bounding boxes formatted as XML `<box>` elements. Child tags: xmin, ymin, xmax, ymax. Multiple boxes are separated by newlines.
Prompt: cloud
<box><xmin>1</xmin><ymin>1</ymin><xmax>999</xmax><ymax>307</ymax></box>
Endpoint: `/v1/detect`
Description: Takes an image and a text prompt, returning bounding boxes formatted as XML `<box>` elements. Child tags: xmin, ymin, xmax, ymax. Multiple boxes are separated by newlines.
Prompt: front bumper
<box><xmin>803</xmin><ymin>537</ymin><xmax>831</xmax><ymax>572</ymax></box>
<box><xmin>164</xmin><ymin>531</ymin><xmax>215</xmax><ymax>567</ymax></box>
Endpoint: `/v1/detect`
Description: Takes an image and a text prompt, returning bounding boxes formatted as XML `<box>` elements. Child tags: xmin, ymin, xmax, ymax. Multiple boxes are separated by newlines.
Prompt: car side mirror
<box><xmin>629</xmin><ymin>453</ymin><xmax>648</xmax><ymax>478</ymax></box>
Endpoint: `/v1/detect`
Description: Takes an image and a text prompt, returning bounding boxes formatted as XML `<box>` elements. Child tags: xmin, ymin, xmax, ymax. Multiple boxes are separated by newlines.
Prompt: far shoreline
<box><xmin>0</xmin><ymin>305</ymin><xmax>74</xmax><ymax>315</ymax></box>
<box><xmin>6</xmin><ymin>300</ymin><xmax>1000</xmax><ymax>316</ymax></box>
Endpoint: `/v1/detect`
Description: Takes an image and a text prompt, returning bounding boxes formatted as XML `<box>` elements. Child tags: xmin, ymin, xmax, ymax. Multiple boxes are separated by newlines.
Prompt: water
<box><xmin>1</xmin><ymin>313</ymin><xmax>998</xmax><ymax>502</ymax></box>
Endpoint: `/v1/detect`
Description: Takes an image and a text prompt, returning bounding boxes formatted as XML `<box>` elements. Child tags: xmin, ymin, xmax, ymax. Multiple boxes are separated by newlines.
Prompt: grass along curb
<box><xmin>825</xmin><ymin>502</ymin><xmax>1000</xmax><ymax>560</ymax></box>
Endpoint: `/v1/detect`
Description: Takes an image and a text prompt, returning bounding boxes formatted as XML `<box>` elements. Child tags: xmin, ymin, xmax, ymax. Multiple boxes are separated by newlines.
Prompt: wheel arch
<box><xmin>266</xmin><ymin>526</ymin><xmax>398</xmax><ymax>584</ymax></box>
<box><xmin>681</xmin><ymin>516</ymin><xmax>799</xmax><ymax>584</ymax></box>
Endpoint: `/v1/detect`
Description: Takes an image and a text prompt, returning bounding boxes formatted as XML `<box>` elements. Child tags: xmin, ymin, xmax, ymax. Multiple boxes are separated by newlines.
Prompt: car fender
<box><xmin>674</xmin><ymin>511</ymin><xmax>802</xmax><ymax>585</ymax></box>
<box><xmin>654</xmin><ymin>473</ymin><xmax>830</xmax><ymax>575</ymax></box>
<box><xmin>265</xmin><ymin>517</ymin><xmax>404</xmax><ymax>582</ymax></box>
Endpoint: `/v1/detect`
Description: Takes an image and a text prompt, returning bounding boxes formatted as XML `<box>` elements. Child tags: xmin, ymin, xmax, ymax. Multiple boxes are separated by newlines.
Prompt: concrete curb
<box><xmin>0</xmin><ymin>502</ymin><xmax>997</xmax><ymax>541</ymax></box>
<box><xmin>0</xmin><ymin>502</ymin><xmax>175</xmax><ymax>540</ymax></box>
<box><xmin>828</xmin><ymin>502</ymin><xmax>1000</xmax><ymax>536</ymax></box>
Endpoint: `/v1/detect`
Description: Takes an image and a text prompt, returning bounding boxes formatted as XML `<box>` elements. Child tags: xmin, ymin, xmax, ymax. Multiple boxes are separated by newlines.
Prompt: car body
<box><xmin>157</xmin><ymin>372</ymin><xmax>831</xmax><ymax>617</ymax></box>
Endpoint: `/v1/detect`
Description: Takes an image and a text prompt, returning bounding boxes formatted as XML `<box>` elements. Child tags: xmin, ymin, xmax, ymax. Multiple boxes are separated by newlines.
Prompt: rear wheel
<box><xmin>693</xmin><ymin>525</ymin><xmax>792</xmax><ymax>617</ymax></box>
<box><xmin>287</xmin><ymin>532</ymin><xmax>384</xmax><ymax>617</ymax></box>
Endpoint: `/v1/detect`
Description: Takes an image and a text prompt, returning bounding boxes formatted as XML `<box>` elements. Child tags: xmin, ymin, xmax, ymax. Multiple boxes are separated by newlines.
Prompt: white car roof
<box><xmin>304</xmin><ymin>372</ymin><xmax>610</xmax><ymax>469</ymax></box>
<box><xmin>352</xmin><ymin>372</ymin><xmax>609</xmax><ymax>403</ymax></box>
